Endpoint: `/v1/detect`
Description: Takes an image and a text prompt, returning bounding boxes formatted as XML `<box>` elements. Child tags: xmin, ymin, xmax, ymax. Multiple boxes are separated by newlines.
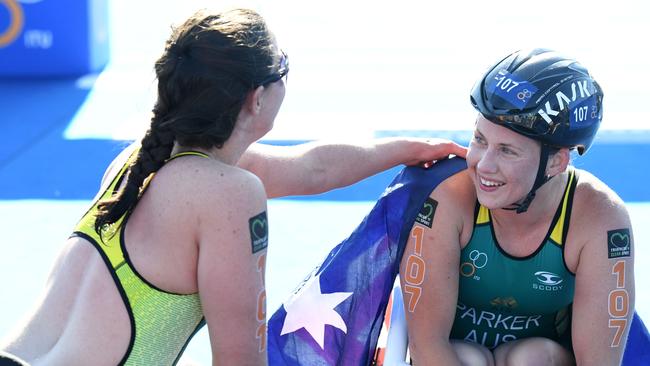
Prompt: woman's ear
<box><xmin>242</xmin><ymin>85</ymin><xmax>265</xmax><ymax>115</ymax></box>
<box><xmin>546</xmin><ymin>148</ymin><xmax>570</xmax><ymax>177</ymax></box>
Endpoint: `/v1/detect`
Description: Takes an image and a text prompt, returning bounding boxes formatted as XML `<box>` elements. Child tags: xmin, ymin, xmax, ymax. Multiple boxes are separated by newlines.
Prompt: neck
<box><xmin>170</xmin><ymin>115</ymin><xmax>263</xmax><ymax>165</ymax></box>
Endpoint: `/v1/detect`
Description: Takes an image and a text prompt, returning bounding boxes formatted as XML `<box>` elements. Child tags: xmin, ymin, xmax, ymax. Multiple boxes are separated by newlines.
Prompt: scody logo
<box><xmin>537</xmin><ymin>80</ymin><xmax>591</xmax><ymax>124</ymax></box>
<box><xmin>532</xmin><ymin>271</ymin><xmax>564</xmax><ymax>292</ymax></box>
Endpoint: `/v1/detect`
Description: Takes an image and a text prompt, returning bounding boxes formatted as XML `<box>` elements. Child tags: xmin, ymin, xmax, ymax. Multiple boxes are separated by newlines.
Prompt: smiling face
<box><xmin>466</xmin><ymin>115</ymin><xmax>542</xmax><ymax>209</ymax></box>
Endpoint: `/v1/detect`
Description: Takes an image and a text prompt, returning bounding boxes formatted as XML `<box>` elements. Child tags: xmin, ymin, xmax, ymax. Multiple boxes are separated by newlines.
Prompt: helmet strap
<box><xmin>504</xmin><ymin>144</ymin><xmax>552</xmax><ymax>214</ymax></box>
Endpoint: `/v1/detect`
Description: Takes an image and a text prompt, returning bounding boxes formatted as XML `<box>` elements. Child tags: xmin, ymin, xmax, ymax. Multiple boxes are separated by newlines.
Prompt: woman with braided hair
<box><xmin>0</xmin><ymin>8</ymin><xmax>465</xmax><ymax>366</ymax></box>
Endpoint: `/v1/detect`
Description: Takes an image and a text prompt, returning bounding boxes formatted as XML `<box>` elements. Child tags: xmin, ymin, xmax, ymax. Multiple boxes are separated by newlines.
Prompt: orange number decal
<box><xmin>256</xmin><ymin>253</ymin><xmax>267</xmax><ymax>352</ymax></box>
<box><xmin>403</xmin><ymin>227</ymin><xmax>426</xmax><ymax>312</ymax></box>
<box><xmin>403</xmin><ymin>284</ymin><xmax>422</xmax><ymax>313</ymax></box>
<box><xmin>411</xmin><ymin>226</ymin><xmax>424</xmax><ymax>255</ymax></box>
<box><xmin>608</xmin><ymin>260</ymin><xmax>629</xmax><ymax>348</ymax></box>
<box><xmin>608</xmin><ymin>289</ymin><xmax>629</xmax><ymax>318</ymax></box>
<box><xmin>609</xmin><ymin>319</ymin><xmax>628</xmax><ymax>348</ymax></box>
<box><xmin>612</xmin><ymin>260</ymin><xmax>625</xmax><ymax>288</ymax></box>
<box><xmin>405</xmin><ymin>255</ymin><xmax>426</xmax><ymax>285</ymax></box>
<box><xmin>256</xmin><ymin>322</ymin><xmax>267</xmax><ymax>352</ymax></box>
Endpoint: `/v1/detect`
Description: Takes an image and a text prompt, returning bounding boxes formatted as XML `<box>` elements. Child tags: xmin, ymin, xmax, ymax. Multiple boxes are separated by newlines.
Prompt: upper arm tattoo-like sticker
<box><xmin>403</xmin><ymin>226</ymin><xmax>426</xmax><ymax>312</ymax></box>
<box><xmin>415</xmin><ymin>197</ymin><xmax>438</xmax><ymax>228</ymax></box>
<box><xmin>607</xmin><ymin>228</ymin><xmax>631</xmax><ymax>259</ymax></box>
<box><xmin>256</xmin><ymin>253</ymin><xmax>267</xmax><ymax>352</ymax></box>
<box><xmin>609</xmin><ymin>260</ymin><xmax>630</xmax><ymax>347</ymax></box>
<box><xmin>606</xmin><ymin>228</ymin><xmax>632</xmax><ymax>347</ymax></box>
<box><xmin>249</xmin><ymin>211</ymin><xmax>269</xmax><ymax>254</ymax></box>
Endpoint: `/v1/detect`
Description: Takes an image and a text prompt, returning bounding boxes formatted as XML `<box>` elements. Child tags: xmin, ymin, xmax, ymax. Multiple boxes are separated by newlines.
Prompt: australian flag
<box><xmin>267</xmin><ymin>157</ymin><xmax>467</xmax><ymax>365</ymax></box>
<box><xmin>266</xmin><ymin>157</ymin><xmax>650</xmax><ymax>365</ymax></box>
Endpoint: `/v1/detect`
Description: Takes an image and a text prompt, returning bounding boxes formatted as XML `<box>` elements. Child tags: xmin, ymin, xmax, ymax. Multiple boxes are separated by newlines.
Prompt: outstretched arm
<box><xmin>237</xmin><ymin>138</ymin><xmax>467</xmax><ymax>198</ymax></box>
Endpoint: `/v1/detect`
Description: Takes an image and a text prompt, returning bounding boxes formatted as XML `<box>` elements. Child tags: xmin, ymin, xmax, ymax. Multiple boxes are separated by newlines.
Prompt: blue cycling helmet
<box><xmin>470</xmin><ymin>48</ymin><xmax>603</xmax><ymax>155</ymax></box>
<box><xmin>469</xmin><ymin>49</ymin><xmax>604</xmax><ymax>212</ymax></box>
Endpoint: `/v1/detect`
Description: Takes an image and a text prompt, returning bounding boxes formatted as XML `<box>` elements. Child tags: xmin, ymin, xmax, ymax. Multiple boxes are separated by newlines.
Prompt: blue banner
<box><xmin>0</xmin><ymin>0</ymin><xmax>109</xmax><ymax>76</ymax></box>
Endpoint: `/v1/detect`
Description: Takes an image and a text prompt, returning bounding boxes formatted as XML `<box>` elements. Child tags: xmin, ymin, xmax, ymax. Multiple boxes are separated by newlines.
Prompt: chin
<box><xmin>477</xmin><ymin>198</ymin><xmax>501</xmax><ymax>210</ymax></box>
<box><xmin>475</xmin><ymin>190</ymin><xmax>513</xmax><ymax>210</ymax></box>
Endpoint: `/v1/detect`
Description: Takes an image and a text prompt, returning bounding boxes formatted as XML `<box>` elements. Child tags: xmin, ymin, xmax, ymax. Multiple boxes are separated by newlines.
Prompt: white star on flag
<box><xmin>280</xmin><ymin>273</ymin><xmax>353</xmax><ymax>349</ymax></box>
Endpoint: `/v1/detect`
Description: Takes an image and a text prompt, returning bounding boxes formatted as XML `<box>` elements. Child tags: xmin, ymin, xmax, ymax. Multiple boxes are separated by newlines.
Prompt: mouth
<box><xmin>478</xmin><ymin>175</ymin><xmax>505</xmax><ymax>191</ymax></box>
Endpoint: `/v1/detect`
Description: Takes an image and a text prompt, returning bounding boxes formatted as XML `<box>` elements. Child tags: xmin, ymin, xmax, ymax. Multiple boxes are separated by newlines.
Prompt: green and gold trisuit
<box><xmin>450</xmin><ymin>169</ymin><xmax>578</xmax><ymax>350</ymax></box>
<box><xmin>70</xmin><ymin>150</ymin><xmax>209</xmax><ymax>365</ymax></box>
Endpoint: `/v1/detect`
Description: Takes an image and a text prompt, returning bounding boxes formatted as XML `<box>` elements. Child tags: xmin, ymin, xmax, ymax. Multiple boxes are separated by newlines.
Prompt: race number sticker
<box><xmin>569</xmin><ymin>95</ymin><xmax>599</xmax><ymax>130</ymax></box>
<box><xmin>489</xmin><ymin>69</ymin><xmax>538</xmax><ymax>110</ymax></box>
<box><xmin>403</xmin><ymin>226</ymin><xmax>427</xmax><ymax>312</ymax></box>
<box><xmin>415</xmin><ymin>197</ymin><xmax>438</xmax><ymax>228</ymax></box>
<box><xmin>249</xmin><ymin>211</ymin><xmax>269</xmax><ymax>253</ymax></box>
<box><xmin>607</xmin><ymin>228</ymin><xmax>631</xmax><ymax>259</ymax></box>
<box><xmin>609</xmin><ymin>260</ymin><xmax>630</xmax><ymax>347</ymax></box>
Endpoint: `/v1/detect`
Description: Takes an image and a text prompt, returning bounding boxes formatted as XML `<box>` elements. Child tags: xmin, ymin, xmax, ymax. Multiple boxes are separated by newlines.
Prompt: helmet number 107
<box><xmin>573</xmin><ymin>106</ymin><xmax>589</xmax><ymax>122</ymax></box>
<box><xmin>494</xmin><ymin>71</ymin><xmax>520</xmax><ymax>93</ymax></box>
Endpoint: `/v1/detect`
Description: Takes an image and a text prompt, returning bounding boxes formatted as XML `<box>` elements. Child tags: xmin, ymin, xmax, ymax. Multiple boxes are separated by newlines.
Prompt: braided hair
<box><xmin>94</xmin><ymin>9</ymin><xmax>279</xmax><ymax>235</ymax></box>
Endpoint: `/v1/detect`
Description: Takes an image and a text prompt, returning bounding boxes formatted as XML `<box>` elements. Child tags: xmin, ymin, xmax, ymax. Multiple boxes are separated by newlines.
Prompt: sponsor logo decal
<box><xmin>460</xmin><ymin>250</ymin><xmax>488</xmax><ymax>280</ymax></box>
<box><xmin>607</xmin><ymin>228</ymin><xmax>631</xmax><ymax>259</ymax></box>
<box><xmin>489</xmin><ymin>69</ymin><xmax>538</xmax><ymax>110</ymax></box>
<box><xmin>536</xmin><ymin>79</ymin><xmax>595</xmax><ymax>125</ymax></box>
<box><xmin>415</xmin><ymin>197</ymin><xmax>437</xmax><ymax>228</ymax></box>
<box><xmin>249</xmin><ymin>211</ymin><xmax>268</xmax><ymax>253</ymax></box>
<box><xmin>532</xmin><ymin>271</ymin><xmax>564</xmax><ymax>291</ymax></box>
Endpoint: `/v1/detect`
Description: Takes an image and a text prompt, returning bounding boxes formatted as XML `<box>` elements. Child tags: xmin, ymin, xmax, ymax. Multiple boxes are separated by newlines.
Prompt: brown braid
<box><xmin>93</xmin><ymin>124</ymin><xmax>174</xmax><ymax>234</ymax></box>
<box><xmin>93</xmin><ymin>9</ymin><xmax>280</xmax><ymax>236</ymax></box>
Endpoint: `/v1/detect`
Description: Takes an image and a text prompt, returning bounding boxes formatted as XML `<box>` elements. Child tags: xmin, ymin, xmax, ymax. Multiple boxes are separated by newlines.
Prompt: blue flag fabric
<box><xmin>267</xmin><ymin>157</ymin><xmax>467</xmax><ymax>365</ymax></box>
<box><xmin>267</xmin><ymin>157</ymin><xmax>650</xmax><ymax>365</ymax></box>
<box><xmin>623</xmin><ymin>312</ymin><xmax>650</xmax><ymax>365</ymax></box>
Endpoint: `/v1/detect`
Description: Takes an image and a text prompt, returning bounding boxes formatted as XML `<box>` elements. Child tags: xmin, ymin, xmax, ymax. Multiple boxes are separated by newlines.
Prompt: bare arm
<box><xmin>571</xmin><ymin>189</ymin><xmax>635</xmax><ymax>366</ymax></box>
<box><xmin>196</xmin><ymin>171</ymin><xmax>268</xmax><ymax>366</ymax></box>
<box><xmin>399</xmin><ymin>187</ymin><xmax>465</xmax><ymax>365</ymax></box>
<box><xmin>237</xmin><ymin>138</ymin><xmax>467</xmax><ymax>198</ymax></box>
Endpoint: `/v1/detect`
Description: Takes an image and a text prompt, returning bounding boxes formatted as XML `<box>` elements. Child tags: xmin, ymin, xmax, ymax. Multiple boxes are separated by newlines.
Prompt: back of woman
<box><xmin>0</xmin><ymin>8</ymin><xmax>284</xmax><ymax>365</ymax></box>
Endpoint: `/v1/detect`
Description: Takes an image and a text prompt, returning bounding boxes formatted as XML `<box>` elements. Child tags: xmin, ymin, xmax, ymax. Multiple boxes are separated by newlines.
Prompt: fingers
<box><xmin>448</xmin><ymin>141</ymin><xmax>468</xmax><ymax>158</ymax></box>
<box><xmin>427</xmin><ymin>140</ymin><xmax>467</xmax><ymax>159</ymax></box>
<box><xmin>407</xmin><ymin>139</ymin><xmax>468</xmax><ymax>168</ymax></box>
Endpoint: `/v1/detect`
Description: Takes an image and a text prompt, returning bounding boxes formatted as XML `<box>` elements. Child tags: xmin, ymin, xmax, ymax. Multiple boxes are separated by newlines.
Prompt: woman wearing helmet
<box><xmin>400</xmin><ymin>49</ymin><xmax>635</xmax><ymax>365</ymax></box>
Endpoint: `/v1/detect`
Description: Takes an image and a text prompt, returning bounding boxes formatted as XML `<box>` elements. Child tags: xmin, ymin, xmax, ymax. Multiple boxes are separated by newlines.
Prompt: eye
<box><xmin>500</xmin><ymin>146</ymin><xmax>517</xmax><ymax>156</ymax></box>
<box><xmin>472</xmin><ymin>134</ymin><xmax>486</xmax><ymax>145</ymax></box>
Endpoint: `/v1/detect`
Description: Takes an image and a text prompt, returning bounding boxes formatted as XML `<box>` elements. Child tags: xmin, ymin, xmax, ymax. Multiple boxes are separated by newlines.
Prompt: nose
<box><xmin>475</xmin><ymin>147</ymin><xmax>498</xmax><ymax>175</ymax></box>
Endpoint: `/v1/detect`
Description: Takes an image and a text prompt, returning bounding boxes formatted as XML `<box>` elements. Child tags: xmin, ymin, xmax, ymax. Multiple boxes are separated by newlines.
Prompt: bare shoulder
<box><xmin>572</xmin><ymin>169</ymin><xmax>630</xmax><ymax>227</ymax></box>
<box><xmin>169</xmin><ymin>158</ymin><xmax>267</xmax><ymax>215</ymax></box>
<box><xmin>429</xmin><ymin>169</ymin><xmax>476</xmax><ymax>217</ymax></box>
<box><xmin>420</xmin><ymin>169</ymin><xmax>476</xmax><ymax>243</ymax></box>
<box><xmin>568</xmin><ymin>169</ymin><xmax>633</xmax><ymax>265</ymax></box>
<box><xmin>432</xmin><ymin>169</ymin><xmax>475</xmax><ymax>201</ymax></box>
